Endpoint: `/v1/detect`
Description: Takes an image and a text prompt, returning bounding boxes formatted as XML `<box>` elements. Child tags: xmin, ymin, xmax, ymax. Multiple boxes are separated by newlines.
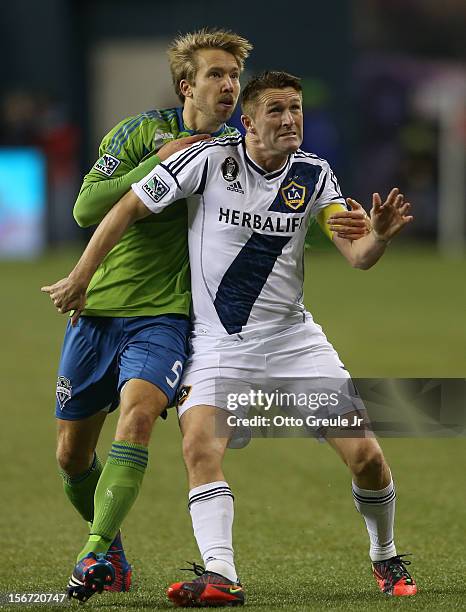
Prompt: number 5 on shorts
<box><xmin>166</xmin><ymin>360</ymin><xmax>183</xmax><ymax>389</ymax></box>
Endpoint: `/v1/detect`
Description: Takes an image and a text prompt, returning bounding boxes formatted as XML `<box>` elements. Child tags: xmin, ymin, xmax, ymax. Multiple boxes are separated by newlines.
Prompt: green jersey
<box><xmin>75</xmin><ymin>107</ymin><xmax>238</xmax><ymax>317</ymax></box>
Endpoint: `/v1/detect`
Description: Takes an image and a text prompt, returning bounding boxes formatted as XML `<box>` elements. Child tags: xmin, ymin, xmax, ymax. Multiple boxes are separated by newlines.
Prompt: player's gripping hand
<box><xmin>352</xmin><ymin>187</ymin><xmax>413</xmax><ymax>243</ymax></box>
<box><xmin>327</xmin><ymin>199</ymin><xmax>372</xmax><ymax>240</ymax></box>
<box><xmin>157</xmin><ymin>134</ymin><xmax>211</xmax><ymax>161</ymax></box>
<box><xmin>41</xmin><ymin>276</ymin><xmax>87</xmax><ymax>326</ymax></box>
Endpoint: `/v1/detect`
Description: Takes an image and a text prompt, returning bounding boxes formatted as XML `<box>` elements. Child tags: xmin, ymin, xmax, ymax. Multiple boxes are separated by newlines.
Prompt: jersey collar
<box><xmin>242</xmin><ymin>137</ymin><xmax>291</xmax><ymax>180</ymax></box>
<box><xmin>176</xmin><ymin>107</ymin><xmax>227</xmax><ymax>137</ymax></box>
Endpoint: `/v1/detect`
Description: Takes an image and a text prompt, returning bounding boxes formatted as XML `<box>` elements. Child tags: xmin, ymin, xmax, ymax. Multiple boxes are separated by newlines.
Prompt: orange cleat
<box><xmin>372</xmin><ymin>554</ymin><xmax>417</xmax><ymax>596</ymax></box>
<box><xmin>167</xmin><ymin>562</ymin><xmax>244</xmax><ymax>607</ymax></box>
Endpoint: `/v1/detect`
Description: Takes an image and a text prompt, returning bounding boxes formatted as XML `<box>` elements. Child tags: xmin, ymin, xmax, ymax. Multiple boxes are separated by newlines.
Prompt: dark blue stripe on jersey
<box><xmin>246</xmin><ymin>155</ymin><xmax>289</xmax><ymax>180</ymax></box>
<box><xmin>108</xmin><ymin>111</ymin><xmax>159</xmax><ymax>155</ymax></box>
<box><xmin>110</xmin><ymin>115</ymin><xmax>151</xmax><ymax>155</ymax></box>
<box><xmin>108</xmin><ymin>115</ymin><xmax>142</xmax><ymax>153</ymax></box>
<box><xmin>214</xmin><ymin>233</ymin><xmax>291</xmax><ymax>334</ymax></box>
<box><xmin>268</xmin><ymin>162</ymin><xmax>322</xmax><ymax>214</ymax></box>
<box><xmin>166</xmin><ymin>134</ymin><xmax>241</xmax><ymax>174</ymax></box>
<box><xmin>159</xmin><ymin>163</ymin><xmax>181</xmax><ymax>190</ymax></box>
<box><xmin>164</xmin><ymin>133</ymin><xmax>241</xmax><ymax>172</ymax></box>
<box><xmin>294</xmin><ymin>149</ymin><xmax>326</xmax><ymax>163</ymax></box>
<box><xmin>315</xmin><ymin>173</ymin><xmax>327</xmax><ymax>201</ymax></box>
<box><xmin>330</xmin><ymin>196</ymin><xmax>347</xmax><ymax>204</ymax></box>
<box><xmin>168</xmin><ymin>137</ymin><xmax>242</xmax><ymax>177</ymax></box>
<box><xmin>242</xmin><ymin>139</ymin><xmax>289</xmax><ymax>180</ymax></box>
<box><xmin>195</xmin><ymin>159</ymin><xmax>209</xmax><ymax>195</ymax></box>
<box><xmin>329</xmin><ymin>168</ymin><xmax>341</xmax><ymax>195</ymax></box>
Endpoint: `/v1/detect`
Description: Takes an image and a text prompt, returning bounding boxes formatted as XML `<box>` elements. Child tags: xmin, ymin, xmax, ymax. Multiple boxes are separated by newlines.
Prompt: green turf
<box><xmin>0</xmin><ymin>245</ymin><xmax>465</xmax><ymax>610</ymax></box>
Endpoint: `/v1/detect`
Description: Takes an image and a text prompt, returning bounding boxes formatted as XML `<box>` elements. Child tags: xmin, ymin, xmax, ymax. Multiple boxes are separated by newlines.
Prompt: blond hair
<box><xmin>167</xmin><ymin>28</ymin><xmax>253</xmax><ymax>102</ymax></box>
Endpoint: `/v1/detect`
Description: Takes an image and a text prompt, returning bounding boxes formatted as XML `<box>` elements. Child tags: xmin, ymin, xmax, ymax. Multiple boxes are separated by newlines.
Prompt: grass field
<box><xmin>1</xmin><ymin>244</ymin><xmax>465</xmax><ymax>610</ymax></box>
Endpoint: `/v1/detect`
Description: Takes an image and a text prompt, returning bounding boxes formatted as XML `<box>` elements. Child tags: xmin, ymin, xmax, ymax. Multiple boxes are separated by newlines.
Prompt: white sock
<box><xmin>188</xmin><ymin>481</ymin><xmax>237</xmax><ymax>582</ymax></box>
<box><xmin>352</xmin><ymin>478</ymin><xmax>397</xmax><ymax>562</ymax></box>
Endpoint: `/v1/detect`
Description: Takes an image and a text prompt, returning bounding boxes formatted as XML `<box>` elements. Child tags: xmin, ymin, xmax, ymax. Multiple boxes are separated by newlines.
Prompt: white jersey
<box><xmin>132</xmin><ymin>134</ymin><xmax>345</xmax><ymax>337</ymax></box>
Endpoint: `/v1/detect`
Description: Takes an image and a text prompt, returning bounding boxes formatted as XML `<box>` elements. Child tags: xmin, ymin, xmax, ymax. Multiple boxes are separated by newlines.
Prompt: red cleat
<box><xmin>167</xmin><ymin>562</ymin><xmax>244</xmax><ymax>607</ymax></box>
<box><xmin>372</xmin><ymin>554</ymin><xmax>417</xmax><ymax>596</ymax></box>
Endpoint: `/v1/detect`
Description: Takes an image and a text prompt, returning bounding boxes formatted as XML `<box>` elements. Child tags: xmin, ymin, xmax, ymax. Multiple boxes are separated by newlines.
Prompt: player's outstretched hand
<box><xmin>327</xmin><ymin>199</ymin><xmax>371</xmax><ymax>240</ymax></box>
<box><xmin>363</xmin><ymin>187</ymin><xmax>413</xmax><ymax>242</ymax></box>
<box><xmin>41</xmin><ymin>277</ymin><xmax>87</xmax><ymax>326</ymax></box>
<box><xmin>157</xmin><ymin>134</ymin><xmax>211</xmax><ymax>161</ymax></box>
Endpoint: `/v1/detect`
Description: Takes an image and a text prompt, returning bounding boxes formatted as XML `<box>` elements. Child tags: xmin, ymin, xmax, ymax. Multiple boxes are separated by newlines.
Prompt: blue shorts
<box><xmin>55</xmin><ymin>314</ymin><xmax>191</xmax><ymax>420</ymax></box>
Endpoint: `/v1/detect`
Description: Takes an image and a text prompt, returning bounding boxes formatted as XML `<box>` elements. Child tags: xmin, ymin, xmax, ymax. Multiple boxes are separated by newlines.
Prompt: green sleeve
<box><xmin>73</xmin><ymin>115</ymin><xmax>163</xmax><ymax>227</ymax></box>
<box><xmin>74</xmin><ymin>155</ymin><xmax>161</xmax><ymax>227</ymax></box>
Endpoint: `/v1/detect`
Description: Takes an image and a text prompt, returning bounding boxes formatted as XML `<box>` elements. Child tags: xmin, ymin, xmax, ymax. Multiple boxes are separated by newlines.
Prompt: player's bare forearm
<box><xmin>333</xmin><ymin>231</ymin><xmax>388</xmax><ymax>269</ymax></box>
<box><xmin>332</xmin><ymin>188</ymin><xmax>413</xmax><ymax>269</ymax></box>
<box><xmin>41</xmin><ymin>191</ymin><xmax>150</xmax><ymax>323</ymax></box>
<box><xmin>73</xmin><ymin>191</ymin><xmax>149</xmax><ymax>281</ymax></box>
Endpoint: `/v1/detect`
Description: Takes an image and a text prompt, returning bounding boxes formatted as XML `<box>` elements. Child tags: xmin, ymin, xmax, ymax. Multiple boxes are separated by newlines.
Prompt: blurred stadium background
<box><xmin>1</xmin><ymin>1</ymin><xmax>465</xmax><ymax>610</ymax></box>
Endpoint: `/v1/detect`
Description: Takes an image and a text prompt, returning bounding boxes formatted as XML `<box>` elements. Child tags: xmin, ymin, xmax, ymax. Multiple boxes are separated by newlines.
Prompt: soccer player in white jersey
<box><xmin>45</xmin><ymin>71</ymin><xmax>416</xmax><ymax>604</ymax></box>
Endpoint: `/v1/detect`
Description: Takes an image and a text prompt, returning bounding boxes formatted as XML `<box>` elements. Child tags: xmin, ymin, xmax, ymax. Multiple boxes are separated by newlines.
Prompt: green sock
<box><xmin>60</xmin><ymin>453</ymin><xmax>102</xmax><ymax>522</ymax></box>
<box><xmin>77</xmin><ymin>440</ymin><xmax>148</xmax><ymax>560</ymax></box>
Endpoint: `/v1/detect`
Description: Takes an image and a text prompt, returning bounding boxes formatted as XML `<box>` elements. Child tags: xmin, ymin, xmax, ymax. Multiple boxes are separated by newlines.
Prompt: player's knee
<box><xmin>56</xmin><ymin>444</ymin><xmax>94</xmax><ymax>478</ymax></box>
<box><xmin>182</xmin><ymin>434</ymin><xmax>223</xmax><ymax>472</ymax></box>
<box><xmin>119</xmin><ymin>382</ymin><xmax>166</xmax><ymax>433</ymax></box>
<box><xmin>117</xmin><ymin>404</ymin><xmax>156</xmax><ymax>441</ymax></box>
<box><xmin>349</xmin><ymin>445</ymin><xmax>385</xmax><ymax>479</ymax></box>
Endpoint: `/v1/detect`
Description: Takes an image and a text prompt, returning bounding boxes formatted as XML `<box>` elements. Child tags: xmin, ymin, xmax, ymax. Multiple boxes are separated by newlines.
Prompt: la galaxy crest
<box><xmin>280</xmin><ymin>180</ymin><xmax>306</xmax><ymax>211</ymax></box>
<box><xmin>221</xmin><ymin>157</ymin><xmax>239</xmax><ymax>182</ymax></box>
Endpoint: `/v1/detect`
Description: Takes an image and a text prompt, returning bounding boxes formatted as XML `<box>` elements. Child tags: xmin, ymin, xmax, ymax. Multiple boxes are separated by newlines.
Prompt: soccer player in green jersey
<box><xmin>42</xmin><ymin>28</ymin><xmax>252</xmax><ymax>602</ymax></box>
<box><xmin>43</xmin><ymin>32</ymin><xmax>371</xmax><ymax>604</ymax></box>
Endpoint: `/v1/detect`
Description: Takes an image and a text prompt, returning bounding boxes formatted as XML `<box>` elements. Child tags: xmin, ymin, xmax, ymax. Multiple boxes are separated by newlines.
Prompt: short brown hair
<box><xmin>241</xmin><ymin>71</ymin><xmax>302</xmax><ymax>115</ymax></box>
<box><xmin>167</xmin><ymin>28</ymin><xmax>253</xmax><ymax>102</ymax></box>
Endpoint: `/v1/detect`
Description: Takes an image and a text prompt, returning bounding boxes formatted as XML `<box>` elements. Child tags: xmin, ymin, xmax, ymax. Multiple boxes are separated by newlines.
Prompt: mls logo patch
<box><xmin>221</xmin><ymin>157</ymin><xmax>239</xmax><ymax>182</ymax></box>
<box><xmin>142</xmin><ymin>176</ymin><xmax>170</xmax><ymax>203</ymax></box>
<box><xmin>280</xmin><ymin>181</ymin><xmax>307</xmax><ymax>210</ymax></box>
<box><xmin>56</xmin><ymin>376</ymin><xmax>72</xmax><ymax>410</ymax></box>
<box><xmin>177</xmin><ymin>385</ymin><xmax>192</xmax><ymax>407</ymax></box>
<box><xmin>94</xmin><ymin>153</ymin><xmax>121</xmax><ymax>177</ymax></box>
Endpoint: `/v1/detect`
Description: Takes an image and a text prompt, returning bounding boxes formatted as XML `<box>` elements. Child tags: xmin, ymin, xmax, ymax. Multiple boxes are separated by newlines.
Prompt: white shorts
<box><xmin>177</xmin><ymin>315</ymin><xmax>365</xmax><ymax>429</ymax></box>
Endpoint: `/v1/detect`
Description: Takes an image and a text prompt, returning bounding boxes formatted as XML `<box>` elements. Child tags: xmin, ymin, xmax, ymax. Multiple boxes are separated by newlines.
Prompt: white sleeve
<box><xmin>132</xmin><ymin>141</ymin><xmax>210</xmax><ymax>213</ymax></box>
<box><xmin>310</xmin><ymin>161</ymin><xmax>346</xmax><ymax>217</ymax></box>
